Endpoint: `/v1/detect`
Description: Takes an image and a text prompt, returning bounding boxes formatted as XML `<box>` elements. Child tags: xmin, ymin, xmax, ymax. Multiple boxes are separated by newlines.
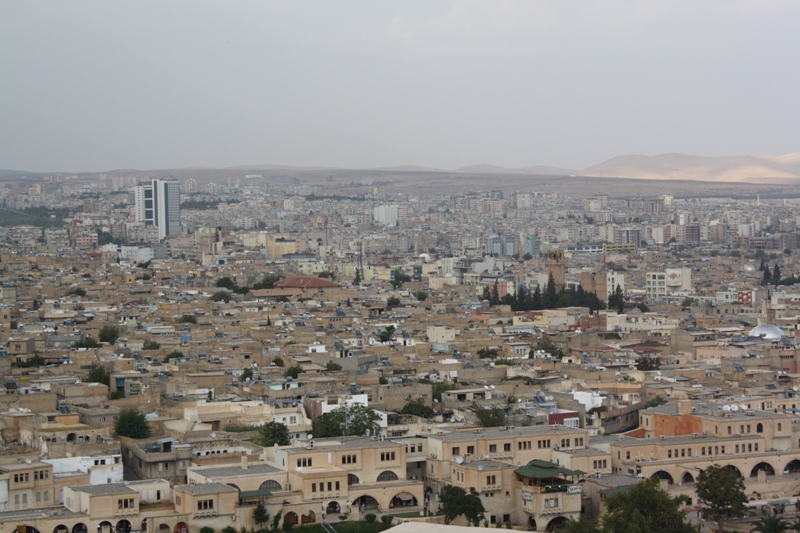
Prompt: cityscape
<box><xmin>2</xmin><ymin>3</ymin><xmax>800</xmax><ymax>533</ymax></box>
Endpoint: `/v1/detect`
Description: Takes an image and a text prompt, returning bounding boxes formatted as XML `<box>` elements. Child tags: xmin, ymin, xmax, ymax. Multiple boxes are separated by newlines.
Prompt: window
<box><xmin>380</xmin><ymin>452</ymin><xmax>396</xmax><ymax>461</ymax></box>
<box><xmin>312</xmin><ymin>483</ymin><xmax>316</xmax><ymax>493</ymax></box>
<box><xmin>489</xmin><ymin>444</ymin><xmax>497</xmax><ymax>453</ymax></box>
<box><xmin>36</xmin><ymin>492</ymin><xmax>41</xmax><ymax>502</ymax></box>
<box><xmin>486</xmin><ymin>475</ymin><xmax>496</xmax><ymax>485</ymax></box>
<box><xmin>297</xmin><ymin>458</ymin><xmax>312</xmax><ymax>467</ymax></box>
<box><xmin>327</xmin><ymin>482</ymin><xmax>332</xmax><ymax>491</ymax></box>
<box><xmin>626</xmin><ymin>451</ymin><xmax>630</xmax><ymax>460</ymax></box>
<box><xmin>779</xmin><ymin>423</ymin><xmax>783</xmax><ymax>431</ymax></box>
<box><xmin>118</xmin><ymin>498</ymin><xmax>134</xmax><ymax>509</ymax></box>
<box><xmin>467</xmin><ymin>446</ymin><xmax>475</xmax><ymax>455</ymax></box>
<box><xmin>452</xmin><ymin>447</ymin><xmax>460</xmax><ymax>456</ymax></box>
<box><xmin>668</xmin><ymin>450</ymin><xmax>672</xmax><ymax>458</ymax></box>
<box><xmin>342</xmin><ymin>454</ymin><xmax>357</xmax><ymax>465</ymax></box>
<box><xmin>754</xmin><ymin>443</ymin><xmax>758</xmax><ymax>451</ymax></box>
<box><xmin>335</xmin><ymin>481</ymin><xmax>340</xmax><ymax>490</ymax></box>
<box><xmin>503</xmin><ymin>443</ymin><xmax>511</xmax><ymax>452</ymax></box>
<box><xmin>544</xmin><ymin>497</ymin><xmax>559</xmax><ymax>508</ymax></box>
<box><xmin>44</xmin><ymin>491</ymin><xmax>49</xmax><ymax>501</ymax></box>
<box><xmin>14</xmin><ymin>495</ymin><xmax>19</xmax><ymax>505</ymax></box>
<box><xmin>198</xmin><ymin>499</ymin><xmax>214</xmax><ymax>510</ymax></box>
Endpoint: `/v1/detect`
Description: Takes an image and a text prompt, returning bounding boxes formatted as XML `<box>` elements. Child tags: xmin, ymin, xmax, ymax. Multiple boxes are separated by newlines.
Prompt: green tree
<box><xmin>440</xmin><ymin>486</ymin><xmax>486</xmax><ymax>526</ymax></box>
<box><xmin>763</xmin><ymin>266</ymin><xmax>773</xmax><ymax>285</ymax></box>
<box><xmin>252</xmin><ymin>273</ymin><xmax>284</xmax><ymax>290</ymax></box>
<box><xmin>695</xmin><ymin>464</ymin><xmax>747</xmax><ymax>533</ymax></box>
<box><xmin>353</xmin><ymin>268</ymin><xmax>361</xmax><ymax>286</ymax></box>
<box><xmin>216</xmin><ymin>277</ymin><xmax>238</xmax><ymax>290</ymax></box>
<box><xmin>635</xmin><ymin>355</ymin><xmax>661</xmax><ymax>371</ymax></box>
<box><xmin>325</xmin><ymin>361</ymin><xmax>342</xmax><ymax>371</ymax></box>
<box><xmin>644</xmin><ymin>396</ymin><xmax>668</xmax><ymax>409</ymax></box>
<box><xmin>271</xmin><ymin>510</ymin><xmax>282</xmax><ymax>532</ymax></box>
<box><xmin>83</xmin><ymin>365</ymin><xmax>111</xmax><ymax>386</ymax></box>
<box><xmin>241</xmin><ymin>368</ymin><xmax>254</xmax><ymax>381</ymax></box>
<box><xmin>749</xmin><ymin>515</ymin><xmax>791</xmax><ymax>533</ymax></box>
<box><xmin>165</xmin><ymin>350</ymin><xmax>184</xmax><ymax>361</ymax></box>
<box><xmin>600</xmin><ymin>477</ymin><xmax>697</xmax><ymax>533</ymax></box>
<box><xmin>535</xmin><ymin>340</ymin><xmax>564</xmax><ymax>359</ymax></box>
<box><xmin>386</xmin><ymin>296</ymin><xmax>401</xmax><ymax>307</ymax></box>
<box><xmin>773</xmin><ymin>264</ymin><xmax>782</xmax><ymax>285</ymax></box>
<box><xmin>636</xmin><ymin>302</ymin><xmax>650</xmax><ymax>312</ymax></box>
<box><xmin>284</xmin><ymin>364</ymin><xmax>303</xmax><ymax>380</ymax></box>
<box><xmin>562</xmin><ymin>514</ymin><xmax>601</xmax><ymax>533</ymax></box>
<box><xmin>142</xmin><ymin>341</ymin><xmax>160</xmax><ymax>350</ymax></box>
<box><xmin>73</xmin><ymin>336</ymin><xmax>100</xmax><ymax>348</ymax></box>
<box><xmin>311</xmin><ymin>404</ymin><xmax>381</xmax><ymax>438</ymax></box>
<box><xmin>98</xmin><ymin>325</ymin><xmax>120</xmax><ymax>344</ymax></box>
<box><xmin>66</xmin><ymin>287</ymin><xmax>87</xmax><ymax>297</ymax></box>
<box><xmin>200</xmin><ymin>528</ymin><xmax>215</xmax><ymax>533</ymax></box>
<box><xmin>252</xmin><ymin>421</ymin><xmax>290</xmax><ymax>447</ymax></box>
<box><xmin>211</xmin><ymin>290</ymin><xmax>232</xmax><ymax>303</ymax></box>
<box><xmin>416</xmin><ymin>290</ymin><xmax>428</xmax><ymax>301</ymax></box>
<box><xmin>681</xmin><ymin>297</ymin><xmax>697</xmax><ymax>308</ymax></box>
<box><xmin>179</xmin><ymin>315</ymin><xmax>197</xmax><ymax>323</ymax></box>
<box><xmin>390</xmin><ymin>269</ymin><xmax>411</xmax><ymax>289</ymax></box>
<box><xmin>475</xmin><ymin>407</ymin><xmax>506</xmax><ymax>427</ymax></box>
<box><xmin>399</xmin><ymin>398</ymin><xmax>435</xmax><ymax>418</ymax></box>
<box><xmin>378</xmin><ymin>325</ymin><xmax>396</xmax><ymax>342</ymax></box>
<box><xmin>114</xmin><ymin>408</ymin><xmax>151</xmax><ymax>439</ymax></box>
<box><xmin>608</xmin><ymin>284</ymin><xmax>625</xmax><ymax>314</ymax></box>
<box><xmin>252</xmin><ymin>502</ymin><xmax>269</xmax><ymax>533</ymax></box>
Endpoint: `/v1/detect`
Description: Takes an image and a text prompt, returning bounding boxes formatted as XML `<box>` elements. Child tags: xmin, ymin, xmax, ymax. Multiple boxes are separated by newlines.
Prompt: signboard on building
<box><xmin>522</xmin><ymin>491</ymin><xmax>533</xmax><ymax>502</ymax></box>
<box><xmin>567</xmin><ymin>485</ymin><xmax>583</xmax><ymax>495</ymax></box>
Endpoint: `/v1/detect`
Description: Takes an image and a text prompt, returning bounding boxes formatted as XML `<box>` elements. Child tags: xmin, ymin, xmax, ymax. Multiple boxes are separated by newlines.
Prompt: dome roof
<box><xmin>748</xmin><ymin>325</ymin><xmax>785</xmax><ymax>340</ymax></box>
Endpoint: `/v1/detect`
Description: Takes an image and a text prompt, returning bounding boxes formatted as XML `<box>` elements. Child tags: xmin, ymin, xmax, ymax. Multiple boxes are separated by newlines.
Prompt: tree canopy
<box><xmin>114</xmin><ymin>408</ymin><xmax>151</xmax><ymax>439</ymax></box>
<box><xmin>311</xmin><ymin>404</ymin><xmax>381</xmax><ymax>438</ymax></box>
<box><xmin>252</xmin><ymin>421</ymin><xmax>290</xmax><ymax>447</ymax></box>
<box><xmin>284</xmin><ymin>364</ymin><xmax>303</xmax><ymax>380</ymax></box>
<box><xmin>98</xmin><ymin>325</ymin><xmax>121</xmax><ymax>344</ymax></box>
<box><xmin>83</xmin><ymin>365</ymin><xmax>111</xmax><ymax>387</ymax></box>
<box><xmin>475</xmin><ymin>406</ymin><xmax>506</xmax><ymax>427</ymax></box>
<box><xmin>399</xmin><ymin>398</ymin><xmax>435</xmax><ymax>418</ymax></box>
<box><xmin>695</xmin><ymin>464</ymin><xmax>747</xmax><ymax>533</ymax></box>
<box><xmin>440</xmin><ymin>486</ymin><xmax>486</xmax><ymax>526</ymax></box>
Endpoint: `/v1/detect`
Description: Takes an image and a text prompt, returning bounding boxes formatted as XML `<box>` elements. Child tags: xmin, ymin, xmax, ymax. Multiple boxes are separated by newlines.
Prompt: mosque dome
<box><xmin>748</xmin><ymin>325</ymin><xmax>785</xmax><ymax>340</ymax></box>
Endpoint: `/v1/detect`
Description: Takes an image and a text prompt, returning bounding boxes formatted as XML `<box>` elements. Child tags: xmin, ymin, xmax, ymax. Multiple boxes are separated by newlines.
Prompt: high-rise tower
<box><xmin>134</xmin><ymin>179</ymin><xmax>181</xmax><ymax>240</ymax></box>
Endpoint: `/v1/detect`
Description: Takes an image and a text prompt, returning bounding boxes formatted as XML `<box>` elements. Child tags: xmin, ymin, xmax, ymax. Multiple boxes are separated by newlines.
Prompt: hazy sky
<box><xmin>2</xmin><ymin>1</ymin><xmax>799</xmax><ymax>173</ymax></box>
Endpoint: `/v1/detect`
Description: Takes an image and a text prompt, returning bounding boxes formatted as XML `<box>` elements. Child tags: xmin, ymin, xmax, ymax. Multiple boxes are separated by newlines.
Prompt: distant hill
<box><xmin>580</xmin><ymin>153</ymin><xmax>800</xmax><ymax>182</ymax></box>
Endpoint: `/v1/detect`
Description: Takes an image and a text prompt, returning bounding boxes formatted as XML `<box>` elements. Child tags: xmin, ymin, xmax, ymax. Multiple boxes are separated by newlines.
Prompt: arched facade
<box><xmin>545</xmin><ymin>517</ymin><xmax>569</xmax><ymax>532</ymax></box>
<box><xmin>259</xmin><ymin>480</ymin><xmax>282</xmax><ymax>491</ymax></box>
<box><xmin>651</xmin><ymin>470</ymin><xmax>674</xmax><ymax>484</ymax></box>
<box><xmin>377</xmin><ymin>470</ymin><xmax>399</xmax><ymax>482</ymax></box>
<box><xmin>750</xmin><ymin>462</ymin><xmax>776</xmax><ymax>478</ymax></box>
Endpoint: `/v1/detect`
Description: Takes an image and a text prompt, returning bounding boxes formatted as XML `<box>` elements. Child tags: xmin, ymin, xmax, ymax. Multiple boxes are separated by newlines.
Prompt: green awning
<box><xmin>239</xmin><ymin>490</ymin><xmax>272</xmax><ymax>498</ymax></box>
<box><xmin>515</xmin><ymin>459</ymin><xmax>585</xmax><ymax>479</ymax></box>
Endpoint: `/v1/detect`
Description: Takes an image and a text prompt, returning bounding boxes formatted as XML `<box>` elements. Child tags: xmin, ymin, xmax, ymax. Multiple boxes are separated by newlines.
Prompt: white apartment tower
<box><xmin>134</xmin><ymin>179</ymin><xmax>181</xmax><ymax>240</ymax></box>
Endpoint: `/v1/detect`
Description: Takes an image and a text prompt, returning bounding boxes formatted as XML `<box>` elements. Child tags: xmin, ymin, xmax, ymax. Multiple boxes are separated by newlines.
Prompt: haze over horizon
<box><xmin>2</xmin><ymin>1</ymin><xmax>799</xmax><ymax>173</ymax></box>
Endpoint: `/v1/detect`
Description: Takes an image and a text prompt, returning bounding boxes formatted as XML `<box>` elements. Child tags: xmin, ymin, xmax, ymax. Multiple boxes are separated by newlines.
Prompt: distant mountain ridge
<box><xmin>5</xmin><ymin>152</ymin><xmax>800</xmax><ymax>182</ymax></box>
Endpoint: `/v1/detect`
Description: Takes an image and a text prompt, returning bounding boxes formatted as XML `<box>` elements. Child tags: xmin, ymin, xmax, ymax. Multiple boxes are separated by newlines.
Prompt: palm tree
<box><xmin>750</xmin><ymin>515</ymin><xmax>790</xmax><ymax>533</ymax></box>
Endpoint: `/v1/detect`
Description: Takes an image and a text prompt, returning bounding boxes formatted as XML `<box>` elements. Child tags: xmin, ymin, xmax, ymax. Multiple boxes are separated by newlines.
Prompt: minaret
<box><xmin>518</xmin><ymin>233</ymin><xmax>525</xmax><ymax>291</ymax></box>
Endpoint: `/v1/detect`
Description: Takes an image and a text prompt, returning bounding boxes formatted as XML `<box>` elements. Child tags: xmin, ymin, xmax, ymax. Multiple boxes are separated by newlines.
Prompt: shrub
<box><xmin>200</xmin><ymin>528</ymin><xmax>215</xmax><ymax>533</ymax></box>
<box><xmin>364</xmin><ymin>513</ymin><xmax>377</xmax><ymax>524</ymax></box>
<box><xmin>381</xmin><ymin>516</ymin><xmax>394</xmax><ymax>526</ymax></box>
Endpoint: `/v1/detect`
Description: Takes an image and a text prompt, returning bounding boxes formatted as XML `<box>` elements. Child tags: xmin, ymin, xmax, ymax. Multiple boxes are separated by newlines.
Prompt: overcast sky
<box><xmin>1</xmin><ymin>1</ymin><xmax>799</xmax><ymax>173</ymax></box>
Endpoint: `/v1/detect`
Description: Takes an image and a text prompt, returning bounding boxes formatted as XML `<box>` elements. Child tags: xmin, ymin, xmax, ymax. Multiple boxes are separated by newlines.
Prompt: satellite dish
<box><xmin>274</xmin><ymin>443</ymin><xmax>279</xmax><ymax>449</ymax></box>
<box><xmin>516</xmin><ymin>461</ymin><xmax>522</xmax><ymax>467</ymax></box>
<box><xmin>730</xmin><ymin>405</ymin><xmax>739</xmax><ymax>412</ymax></box>
<box><xmin>478</xmin><ymin>464</ymin><xmax>484</xmax><ymax>471</ymax></box>
<box><xmin>517</xmin><ymin>398</ymin><xmax>522</xmax><ymax>403</ymax></box>
<box><xmin>210</xmin><ymin>432</ymin><xmax>216</xmax><ymax>438</ymax></box>
<box><xmin>740</xmin><ymin>404</ymin><xmax>748</xmax><ymax>411</ymax></box>
<box><xmin>308</xmin><ymin>434</ymin><xmax>313</xmax><ymax>440</ymax></box>
<box><xmin>456</xmin><ymin>456</ymin><xmax>464</xmax><ymax>464</ymax></box>
<box><xmin>484</xmin><ymin>385</ymin><xmax>489</xmax><ymax>390</ymax></box>
<box><xmin>490</xmin><ymin>385</ymin><xmax>495</xmax><ymax>390</ymax></box>
<box><xmin>722</xmin><ymin>405</ymin><xmax>731</xmax><ymax>412</ymax></box>
<box><xmin>794</xmin><ymin>386</ymin><xmax>799</xmax><ymax>392</ymax></box>
<box><xmin>547</xmin><ymin>396</ymin><xmax>554</xmax><ymax>401</ymax></box>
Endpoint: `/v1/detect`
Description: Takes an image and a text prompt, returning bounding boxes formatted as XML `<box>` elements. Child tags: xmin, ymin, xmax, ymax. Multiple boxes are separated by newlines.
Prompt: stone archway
<box><xmin>98</xmin><ymin>522</ymin><xmax>112</xmax><ymax>533</ymax></box>
<box><xmin>53</xmin><ymin>525</ymin><xmax>69</xmax><ymax>533</ymax></box>
<box><xmin>72</xmin><ymin>524</ymin><xmax>87</xmax><ymax>533</ymax></box>
<box><xmin>301</xmin><ymin>511</ymin><xmax>316</xmax><ymax>524</ymax></box>
<box><xmin>259</xmin><ymin>480</ymin><xmax>282</xmax><ymax>491</ymax></box>
<box><xmin>377</xmin><ymin>470</ymin><xmax>399</xmax><ymax>482</ymax></box>
<box><xmin>348</xmin><ymin>474</ymin><xmax>360</xmax><ymax>485</ymax></box>
<box><xmin>157</xmin><ymin>525</ymin><xmax>169</xmax><ymax>533</ymax></box>
<box><xmin>681</xmin><ymin>472</ymin><xmax>695</xmax><ymax>484</ymax></box>
<box><xmin>115</xmin><ymin>520</ymin><xmax>131</xmax><ymax>533</ymax></box>
<box><xmin>174</xmin><ymin>523</ymin><xmax>188</xmax><ymax>533</ymax></box>
<box><xmin>723</xmin><ymin>465</ymin><xmax>742</xmax><ymax>477</ymax></box>
<box><xmin>227</xmin><ymin>484</ymin><xmax>241</xmax><ymax>491</ymax></box>
<box><xmin>326</xmin><ymin>501</ymin><xmax>341</xmax><ymax>515</ymax></box>
<box><xmin>751</xmin><ymin>462</ymin><xmax>775</xmax><ymax>478</ymax></box>
<box><xmin>284</xmin><ymin>513</ymin><xmax>298</xmax><ymax>525</ymax></box>
<box><xmin>545</xmin><ymin>517</ymin><xmax>569</xmax><ymax>531</ymax></box>
<box><xmin>785</xmin><ymin>459</ymin><xmax>800</xmax><ymax>474</ymax></box>
<box><xmin>651</xmin><ymin>470</ymin><xmax>674</xmax><ymax>484</ymax></box>
<box><xmin>527</xmin><ymin>517</ymin><xmax>537</xmax><ymax>531</ymax></box>
<box><xmin>353</xmin><ymin>495</ymin><xmax>379</xmax><ymax>511</ymax></box>
<box><xmin>390</xmin><ymin>492</ymin><xmax>418</xmax><ymax>509</ymax></box>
